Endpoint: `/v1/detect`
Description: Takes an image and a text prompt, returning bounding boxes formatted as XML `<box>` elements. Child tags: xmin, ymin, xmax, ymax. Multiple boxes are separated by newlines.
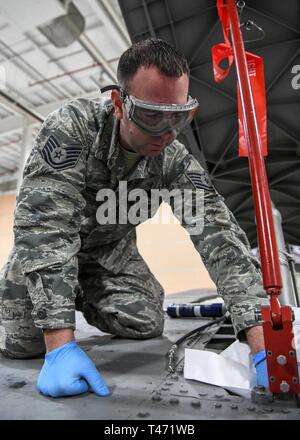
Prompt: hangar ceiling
<box><xmin>0</xmin><ymin>0</ymin><xmax>130</xmax><ymax>192</ymax></box>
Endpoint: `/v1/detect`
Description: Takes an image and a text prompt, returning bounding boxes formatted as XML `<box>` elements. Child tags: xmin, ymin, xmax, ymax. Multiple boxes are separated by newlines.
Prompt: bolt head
<box><xmin>276</xmin><ymin>355</ymin><xmax>287</xmax><ymax>365</ymax></box>
<box><xmin>280</xmin><ymin>381</ymin><xmax>290</xmax><ymax>393</ymax></box>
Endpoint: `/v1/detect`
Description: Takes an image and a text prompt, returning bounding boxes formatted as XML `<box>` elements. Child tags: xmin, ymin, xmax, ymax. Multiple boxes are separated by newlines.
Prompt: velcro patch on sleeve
<box><xmin>186</xmin><ymin>171</ymin><xmax>214</xmax><ymax>191</ymax></box>
<box><xmin>40</xmin><ymin>135</ymin><xmax>83</xmax><ymax>171</ymax></box>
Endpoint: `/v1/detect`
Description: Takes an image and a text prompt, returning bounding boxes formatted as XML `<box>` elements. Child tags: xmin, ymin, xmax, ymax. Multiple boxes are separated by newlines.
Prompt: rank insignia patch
<box><xmin>186</xmin><ymin>171</ymin><xmax>214</xmax><ymax>191</ymax></box>
<box><xmin>40</xmin><ymin>135</ymin><xmax>83</xmax><ymax>171</ymax></box>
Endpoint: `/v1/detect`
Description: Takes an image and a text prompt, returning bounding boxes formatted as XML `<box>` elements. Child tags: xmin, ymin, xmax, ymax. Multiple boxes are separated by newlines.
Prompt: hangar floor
<box><xmin>0</xmin><ymin>289</ymin><xmax>300</xmax><ymax>420</ymax></box>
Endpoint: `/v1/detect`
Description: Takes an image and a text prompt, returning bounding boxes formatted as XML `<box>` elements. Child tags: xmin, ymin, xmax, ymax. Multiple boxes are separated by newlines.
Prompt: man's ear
<box><xmin>111</xmin><ymin>90</ymin><xmax>123</xmax><ymax>120</ymax></box>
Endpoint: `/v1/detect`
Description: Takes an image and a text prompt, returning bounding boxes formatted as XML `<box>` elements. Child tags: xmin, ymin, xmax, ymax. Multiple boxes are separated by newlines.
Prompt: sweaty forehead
<box><xmin>127</xmin><ymin>66</ymin><xmax>189</xmax><ymax>105</ymax></box>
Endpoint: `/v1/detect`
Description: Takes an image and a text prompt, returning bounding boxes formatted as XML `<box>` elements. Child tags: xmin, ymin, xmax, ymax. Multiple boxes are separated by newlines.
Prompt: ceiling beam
<box><xmin>0</xmin><ymin>90</ymin><xmax>44</xmax><ymax>122</ymax></box>
<box><xmin>93</xmin><ymin>0</ymin><xmax>131</xmax><ymax>46</ymax></box>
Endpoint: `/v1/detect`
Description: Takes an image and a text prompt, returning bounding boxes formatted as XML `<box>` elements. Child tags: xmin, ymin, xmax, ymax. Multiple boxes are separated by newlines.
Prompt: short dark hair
<box><xmin>117</xmin><ymin>38</ymin><xmax>189</xmax><ymax>90</ymax></box>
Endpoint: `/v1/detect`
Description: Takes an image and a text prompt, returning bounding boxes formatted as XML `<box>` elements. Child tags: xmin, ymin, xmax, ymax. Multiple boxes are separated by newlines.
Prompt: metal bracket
<box><xmin>262</xmin><ymin>305</ymin><xmax>300</xmax><ymax>394</ymax></box>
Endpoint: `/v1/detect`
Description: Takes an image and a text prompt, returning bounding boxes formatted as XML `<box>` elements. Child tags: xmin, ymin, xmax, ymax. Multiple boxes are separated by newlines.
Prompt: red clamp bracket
<box><xmin>261</xmin><ymin>303</ymin><xmax>300</xmax><ymax>394</ymax></box>
<box><xmin>213</xmin><ymin>0</ymin><xmax>300</xmax><ymax>396</ymax></box>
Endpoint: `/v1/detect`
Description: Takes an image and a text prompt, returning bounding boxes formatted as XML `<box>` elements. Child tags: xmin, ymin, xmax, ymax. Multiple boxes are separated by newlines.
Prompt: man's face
<box><xmin>112</xmin><ymin>66</ymin><xmax>189</xmax><ymax>156</ymax></box>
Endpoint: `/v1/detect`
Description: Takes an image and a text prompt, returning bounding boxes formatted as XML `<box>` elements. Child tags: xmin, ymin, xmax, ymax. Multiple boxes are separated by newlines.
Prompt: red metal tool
<box><xmin>213</xmin><ymin>0</ymin><xmax>300</xmax><ymax>394</ymax></box>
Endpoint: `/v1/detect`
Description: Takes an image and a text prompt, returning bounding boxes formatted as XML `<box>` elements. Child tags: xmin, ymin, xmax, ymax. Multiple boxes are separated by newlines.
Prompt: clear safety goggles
<box><xmin>101</xmin><ymin>85</ymin><xmax>199</xmax><ymax>136</ymax></box>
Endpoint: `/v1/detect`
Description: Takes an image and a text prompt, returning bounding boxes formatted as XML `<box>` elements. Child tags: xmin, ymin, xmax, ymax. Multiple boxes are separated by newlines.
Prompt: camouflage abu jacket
<box><xmin>14</xmin><ymin>97</ymin><xmax>269</xmax><ymax>339</ymax></box>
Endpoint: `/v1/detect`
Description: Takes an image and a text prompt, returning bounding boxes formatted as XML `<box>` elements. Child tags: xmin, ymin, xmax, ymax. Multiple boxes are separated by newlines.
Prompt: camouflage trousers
<box><xmin>0</xmin><ymin>248</ymin><xmax>165</xmax><ymax>359</ymax></box>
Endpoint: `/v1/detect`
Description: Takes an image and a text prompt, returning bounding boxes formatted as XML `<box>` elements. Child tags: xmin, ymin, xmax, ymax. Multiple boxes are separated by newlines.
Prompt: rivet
<box><xmin>198</xmin><ymin>392</ymin><xmax>208</xmax><ymax>397</ymax></box>
<box><xmin>169</xmin><ymin>398</ymin><xmax>179</xmax><ymax>405</ymax></box>
<box><xmin>247</xmin><ymin>406</ymin><xmax>256</xmax><ymax>412</ymax></box>
<box><xmin>137</xmin><ymin>412</ymin><xmax>150</xmax><ymax>418</ymax></box>
<box><xmin>152</xmin><ymin>394</ymin><xmax>161</xmax><ymax>401</ymax></box>
<box><xmin>215</xmin><ymin>403</ymin><xmax>222</xmax><ymax>408</ymax></box>
<box><xmin>191</xmin><ymin>400</ymin><xmax>201</xmax><ymax>408</ymax></box>
<box><xmin>231</xmin><ymin>404</ymin><xmax>238</xmax><ymax>410</ymax></box>
<box><xmin>180</xmin><ymin>389</ymin><xmax>188</xmax><ymax>394</ymax></box>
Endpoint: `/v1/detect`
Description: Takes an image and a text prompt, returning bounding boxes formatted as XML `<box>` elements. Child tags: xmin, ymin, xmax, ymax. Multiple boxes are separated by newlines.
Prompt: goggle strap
<box><xmin>100</xmin><ymin>84</ymin><xmax>121</xmax><ymax>93</ymax></box>
<box><xmin>100</xmin><ymin>85</ymin><xmax>128</xmax><ymax>101</ymax></box>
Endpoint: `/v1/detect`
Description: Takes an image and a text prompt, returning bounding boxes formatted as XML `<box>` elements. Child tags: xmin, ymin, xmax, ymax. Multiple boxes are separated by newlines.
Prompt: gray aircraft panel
<box><xmin>0</xmin><ymin>290</ymin><xmax>299</xmax><ymax>420</ymax></box>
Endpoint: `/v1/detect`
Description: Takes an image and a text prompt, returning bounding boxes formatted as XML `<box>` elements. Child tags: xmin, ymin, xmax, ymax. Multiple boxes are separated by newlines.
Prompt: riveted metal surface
<box><xmin>0</xmin><ymin>291</ymin><xmax>300</xmax><ymax>419</ymax></box>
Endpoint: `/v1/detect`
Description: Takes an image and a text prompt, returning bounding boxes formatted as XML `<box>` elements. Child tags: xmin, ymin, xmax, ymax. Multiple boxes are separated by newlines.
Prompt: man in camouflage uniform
<box><xmin>0</xmin><ymin>39</ymin><xmax>269</xmax><ymax>398</ymax></box>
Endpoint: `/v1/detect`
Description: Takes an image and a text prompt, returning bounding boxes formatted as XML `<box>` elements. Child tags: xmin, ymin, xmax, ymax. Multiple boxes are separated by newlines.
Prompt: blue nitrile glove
<box><xmin>37</xmin><ymin>340</ymin><xmax>110</xmax><ymax>398</ymax></box>
<box><xmin>252</xmin><ymin>350</ymin><xmax>268</xmax><ymax>388</ymax></box>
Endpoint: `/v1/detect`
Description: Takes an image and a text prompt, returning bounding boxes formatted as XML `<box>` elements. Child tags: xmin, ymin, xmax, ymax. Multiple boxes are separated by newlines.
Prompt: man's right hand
<box><xmin>37</xmin><ymin>339</ymin><xmax>110</xmax><ymax>398</ymax></box>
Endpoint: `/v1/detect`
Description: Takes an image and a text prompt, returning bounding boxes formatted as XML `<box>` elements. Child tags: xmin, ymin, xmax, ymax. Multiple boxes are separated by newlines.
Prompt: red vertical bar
<box><xmin>226</xmin><ymin>0</ymin><xmax>282</xmax><ymax>322</ymax></box>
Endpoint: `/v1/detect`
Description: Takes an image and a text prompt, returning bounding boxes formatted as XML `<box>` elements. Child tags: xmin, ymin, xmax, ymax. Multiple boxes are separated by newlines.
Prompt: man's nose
<box><xmin>161</xmin><ymin>130</ymin><xmax>177</xmax><ymax>143</ymax></box>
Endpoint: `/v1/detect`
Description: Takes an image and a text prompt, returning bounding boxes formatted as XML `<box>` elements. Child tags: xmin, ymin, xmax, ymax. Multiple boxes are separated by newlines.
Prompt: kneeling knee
<box><xmin>107</xmin><ymin>313</ymin><xmax>164</xmax><ymax>340</ymax></box>
<box><xmin>140</xmin><ymin>319</ymin><xmax>164</xmax><ymax>339</ymax></box>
